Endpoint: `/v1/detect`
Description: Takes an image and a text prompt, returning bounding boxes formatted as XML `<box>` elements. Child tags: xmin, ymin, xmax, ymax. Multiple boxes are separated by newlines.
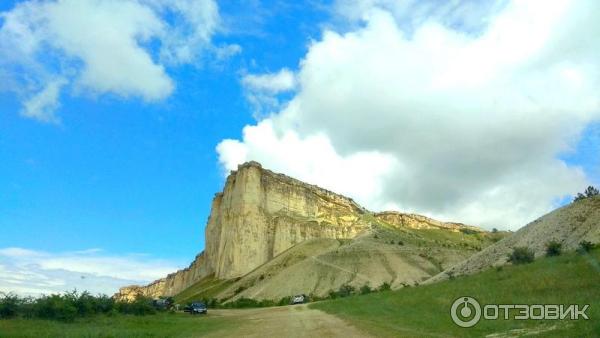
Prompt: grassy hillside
<box><xmin>174</xmin><ymin>276</ymin><xmax>233</xmax><ymax>305</ymax></box>
<box><xmin>311</xmin><ymin>248</ymin><xmax>600</xmax><ymax>337</ymax></box>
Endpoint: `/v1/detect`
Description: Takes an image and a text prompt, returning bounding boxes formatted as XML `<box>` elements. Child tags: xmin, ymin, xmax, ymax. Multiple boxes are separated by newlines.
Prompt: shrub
<box><xmin>277</xmin><ymin>296</ymin><xmax>291</xmax><ymax>306</ymax></box>
<box><xmin>397</xmin><ymin>240</ymin><xmax>404</xmax><ymax>246</ymax></box>
<box><xmin>35</xmin><ymin>294</ymin><xmax>78</xmax><ymax>322</ymax></box>
<box><xmin>359</xmin><ymin>284</ymin><xmax>372</xmax><ymax>295</ymax></box>
<box><xmin>0</xmin><ymin>293</ymin><xmax>20</xmax><ymax>318</ymax></box>
<box><xmin>578</xmin><ymin>241</ymin><xmax>595</xmax><ymax>254</ymax></box>
<box><xmin>508</xmin><ymin>247</ymin><xmax>535</xmax><ymax>265</ymax></box>
<box><xmin>337</xmin><ymin>284</ymin><xmax>355</xmax><ymax>298</ymax></box>
<box><xmin>378</xmin><ymin>282</ymin><xmax>391</xmax><ymax>292</ymax></box>
<box><xmin>545</xmin><ymin>240</ymin><xmax>562</xmax><ymax>257</ymax></box>
<box><xmin>116</xmin><ymin>295</ymin><xmax>156</xmax><ymax>315</ymax></box>
<box><xmin>327</xmin><ymin>290</ymin><xmax>338</xmax><ymax>299</ymax></box>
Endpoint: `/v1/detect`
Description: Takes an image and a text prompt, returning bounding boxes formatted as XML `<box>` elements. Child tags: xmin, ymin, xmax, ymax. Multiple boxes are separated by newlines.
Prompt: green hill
<box><xmin>311</xmin><ymin>248</ymin><xmax>600</xmax><ymax>337</ymax></box>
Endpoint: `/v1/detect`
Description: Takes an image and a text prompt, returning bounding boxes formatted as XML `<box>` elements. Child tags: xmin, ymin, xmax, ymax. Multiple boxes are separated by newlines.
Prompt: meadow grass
<box><xmin>311</xmin><ymin>248</ymin><xmax>600</xmax><ymax>337</ymax></box>
<box><xmin>0</xmin><ymin>312</ymin><xmax>231</xmax><ymax>338</ymax></box>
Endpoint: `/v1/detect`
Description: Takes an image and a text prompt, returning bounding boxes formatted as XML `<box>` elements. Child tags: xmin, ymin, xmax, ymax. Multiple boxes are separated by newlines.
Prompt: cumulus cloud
<box><xmin>0</xmin><ymin>247</ymin><xmax>182</xmax><ymax>296</ymax></box>
<box><xmin>218</xmin><ymin>0</ymin><xmax>600</xmax><ymax>230</ymax></box>
<box><xmin>0</xmin><ymin>0</ymin><xmax>228</xmax><ymax>122</ymax></box>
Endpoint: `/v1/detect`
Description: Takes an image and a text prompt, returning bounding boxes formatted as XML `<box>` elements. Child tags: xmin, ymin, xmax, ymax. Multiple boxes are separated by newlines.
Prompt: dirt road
<box><xmin>203</xmin><ymin>305</ymin><xmax>371</xmax><ymax>337</ymax></box>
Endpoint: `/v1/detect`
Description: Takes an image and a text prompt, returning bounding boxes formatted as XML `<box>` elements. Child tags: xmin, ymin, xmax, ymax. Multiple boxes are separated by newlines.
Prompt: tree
<box><xmin>545</xmin><ymin>240</ymin><xmax>562</xmax><ymax>257</ymax></box>
<box><xmin>574</xmin><ymin>186</ymin><xmax>599</xmax><ymax>202</ymax></box>
<box><xmin>585</xmin><ymin>186</ymin><xmax>599</xmax><ymax>198</ymax></box>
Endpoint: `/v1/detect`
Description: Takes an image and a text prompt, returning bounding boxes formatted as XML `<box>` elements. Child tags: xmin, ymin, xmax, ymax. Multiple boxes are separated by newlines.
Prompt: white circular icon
<box><xmin>451</xmin><ymin>296</ymin><xmax>481</xmax><ymax>328</ymax></box>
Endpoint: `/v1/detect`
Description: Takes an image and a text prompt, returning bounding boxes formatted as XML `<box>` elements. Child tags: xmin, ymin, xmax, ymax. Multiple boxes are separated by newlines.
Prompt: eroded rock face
<box><xmin>115</xmin><ymin>161</ymin><xmax>371</xmax><ymax>301</ymax></box>
<box><xmin>374</xmin><ymin>211</ymin><xmax>482</xmax><ymax>233</ymax></box>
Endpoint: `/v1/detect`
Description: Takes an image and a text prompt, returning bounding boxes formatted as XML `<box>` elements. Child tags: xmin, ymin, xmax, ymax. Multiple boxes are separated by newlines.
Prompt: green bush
<box><xmin>337</xmin><ymin>284</ymin><xmax>355</xmax><ymax>298</ymax></box>
<box><xmin>378</xmin><ymin>282</ymin><xmax>391</xmax><ymax>292</ymax></box>
<box><xmin>277</xmin><ymin>296</ymin><xmax>291</xmax><ymax>306</ymax></box>
<box><xmin>578</xmin><ymin>241</ymin><xmax>595</xmax><ymax>254</ymax></box>
<box><xmin>508</xmin><ymin>247</ymin><xmax>535</xmax><ymax>265</ymax></box>
<box><xmin>35</xmin><ymin>294</ymin><xmax>78</xmax><ymax>322</ymax></box>
<box><xmin>545</xmin><ymin>240</ymin><xmax>562</xmax><ymax>257</ymax></box>
<box><xmin>0</xmin><ymin>293</ymin><xmax>20</xmax><ymax>318</ymax></box>
<box><xmin>360</xmin><ymin>284</ymin><xmax>372</xmax><ymax>295</ymax></box>
<box><xmin>115</xmin><ymin>295</ymin><xmax>156</xmax><ymax>315</ymax></box>
<box><xmin>0</xmin><ymin>290</ymin><xmax>168</xmax><ymax>321</ymax></box>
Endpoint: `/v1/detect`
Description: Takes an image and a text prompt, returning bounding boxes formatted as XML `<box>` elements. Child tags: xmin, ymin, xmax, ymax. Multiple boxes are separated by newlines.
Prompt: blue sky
<box><xmin>1</xmin><ymin>0</ymin><xmax>599</xmax><ymax>295</ymax></box>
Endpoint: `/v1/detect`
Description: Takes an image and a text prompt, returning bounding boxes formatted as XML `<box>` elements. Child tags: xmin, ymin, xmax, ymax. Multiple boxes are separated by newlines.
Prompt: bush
<box><xmin>378</xmin><ymin>282</ymin><xmax>391</xmax><ymax>292</ymax></box>
<box><xmin>277</xmin><ymin>296</ymin><xmax>291</xmax><ymax>306</ymax></box>
<box><xmin>359</xmin><ymin>284</ymin><xmax>372</xmax><ymax>295</ymax></box>
<box><xmin>35</xmin><ymin>294</ymin><xmax>78</xmax><ymax>322</ymax></box>
<box><xmin>508</xmin><ymin>247</ymin><xmax>535</xmax><ymax>265</ymax></box>
<box><xmin>115</xmin><ymin>295</ymin><xmax>156</xmax><ymax>315</ymax></box>
<box><xmin>578</xmin><ymin>241</ymin><xmax>595</xmax><ymax>254</ymax></box>
<box><xmin>397</xmin><ymin>240</ymin><xmax>404</xmax><ymax>246</ymax></box>
<box><xmin>0</xmin><ymin>293</ymin><xmax>20</xmax><ymax>318</ymax></box>
<box><xmin>545</xmin><ymin>241</ymin><xmax>562</xmax><ymax>257</ymax></box>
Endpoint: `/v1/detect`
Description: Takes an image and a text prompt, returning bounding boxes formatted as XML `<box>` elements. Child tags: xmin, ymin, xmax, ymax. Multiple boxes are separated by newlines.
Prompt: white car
<box><xmin>291</xmin><ymin>294</ymin><xmax>306</xmax><ymax>304</ymax></box>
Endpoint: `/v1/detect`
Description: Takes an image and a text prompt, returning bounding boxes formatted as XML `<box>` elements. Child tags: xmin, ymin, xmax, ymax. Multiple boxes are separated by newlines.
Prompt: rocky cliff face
<box><xmin>374</xmin><ymin>211</ymin><xmax>482</xmax><ymax>233</ymax></box>
<box><xmin>116</xmin><ymin>161</ymin><xmax>371</xmax><ymax>300</ymax></box>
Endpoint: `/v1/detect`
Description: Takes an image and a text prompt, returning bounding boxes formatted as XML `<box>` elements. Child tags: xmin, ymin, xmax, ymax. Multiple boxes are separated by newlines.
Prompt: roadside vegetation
<box><xmin>0</xmin><ymin>291</ymin><xmax>165</xmax><ymax>322</ymax></box>
<box><xmin>311</xmin><ymin>246</ymin><xmax>600</xmax><ymax>337</ymax></box>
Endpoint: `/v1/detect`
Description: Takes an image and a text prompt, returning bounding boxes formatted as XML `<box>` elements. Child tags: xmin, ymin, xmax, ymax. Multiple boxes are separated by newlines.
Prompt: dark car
<box><xmin>184</xmin><ymin>302</ymin><xmax>207</xmax><ymax>315</ymax></box>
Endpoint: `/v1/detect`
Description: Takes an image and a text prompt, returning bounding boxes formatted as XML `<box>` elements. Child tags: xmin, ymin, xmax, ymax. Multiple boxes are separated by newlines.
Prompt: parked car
<box><xmin>152</xmin><ymin>298</ymin><xmax>173</xmax><ymax>310</ymax></box>
<box><xmin>291</xmin><ymin>294</ymin><xmax>307</xmax><ymax>305</ymax></box>
<box><xmin>184</xmin><ymin>302</ymin><xmax>208</xmax><ymax>315</ymax></box>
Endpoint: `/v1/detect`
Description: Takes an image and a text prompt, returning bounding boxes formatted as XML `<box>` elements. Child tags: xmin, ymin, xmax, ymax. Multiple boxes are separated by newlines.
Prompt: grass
<box><xmin>311</xmin><ymin>248</ymin><xmax>600</xmax><ymax>337</ymax></box>
<box><xmin>0</xmin><ymin>312</ymin><xmax>232</xmax><ymax>338</ymax></box>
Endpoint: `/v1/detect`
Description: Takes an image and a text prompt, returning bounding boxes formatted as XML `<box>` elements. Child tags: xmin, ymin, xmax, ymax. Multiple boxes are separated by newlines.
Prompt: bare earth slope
<box><xmin>427</xmin><ymin>195</ymin><xmax>600</xmax><ymax>283</ymax></box>
<box><xmin>176</xmin><ymin>223</ymin><xmax>503</xmax><ymax>303</ymax></box>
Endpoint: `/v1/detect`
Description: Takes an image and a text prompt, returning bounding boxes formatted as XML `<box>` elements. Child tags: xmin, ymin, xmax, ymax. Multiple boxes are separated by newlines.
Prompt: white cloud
<box><xmin>218</xmin><ymin>0</ymin><xmax>600</xmax><ymax>230</ymax></box>
<box><xmin>241</xmin><ymin>68</ymin><xmax>296</xmax><ymax>118</ymax></box>
<box><xmin>218</xmin><ymin>120</ymin><xmax>397</xmax><ymax>203</ymax></box>
<box><xmin>21</xmin><ymin>77</ymin><xmax>67</xmax><ymax>123</ymax></box>
<box><xmin>0</xmin><ymin>0</ymin><xmax>229</xmax><ymax>122</ymax></box>
<box><xmin>0</xmin><ymin>247</ymin><xmax>182</xmax><ymax>296</ymax></box>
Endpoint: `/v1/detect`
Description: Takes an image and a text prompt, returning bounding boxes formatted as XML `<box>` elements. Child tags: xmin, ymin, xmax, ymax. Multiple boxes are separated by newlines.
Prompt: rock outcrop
<box><xmin>116</xmin><ymin>161</ymin><xmax>371</xmax><ymax>300</ymax></box>
<box><xmin>374</xmin><ymin>211</ymin><xmax>482</xmax><ymax>233</ymax></box>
